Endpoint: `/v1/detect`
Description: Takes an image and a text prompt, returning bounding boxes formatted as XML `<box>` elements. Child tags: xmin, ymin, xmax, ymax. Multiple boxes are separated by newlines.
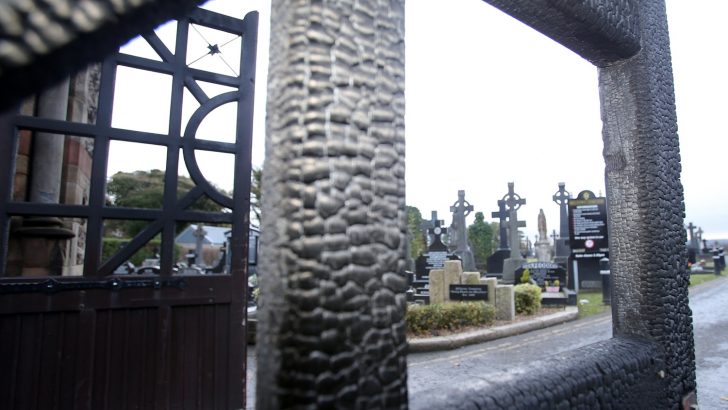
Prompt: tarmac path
<box><xmin>246</xmin><ymin>275</ymin><xmax>728</xmax><ymax>409</ymax></box>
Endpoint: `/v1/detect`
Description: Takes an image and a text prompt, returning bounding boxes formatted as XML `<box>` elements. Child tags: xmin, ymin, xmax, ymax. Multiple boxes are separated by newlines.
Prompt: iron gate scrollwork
<box><xmin>0</xmin><ymin>7</ymin><xmax>257</xmax><ymax>409</ymax></box>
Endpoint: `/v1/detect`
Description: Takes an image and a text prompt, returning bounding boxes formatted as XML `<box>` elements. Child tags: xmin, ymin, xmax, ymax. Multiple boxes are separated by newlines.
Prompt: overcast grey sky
<box><xmin>110</xmin><ymin>0</ymin><xmax>728</xmax><ymax>241</ymax></box>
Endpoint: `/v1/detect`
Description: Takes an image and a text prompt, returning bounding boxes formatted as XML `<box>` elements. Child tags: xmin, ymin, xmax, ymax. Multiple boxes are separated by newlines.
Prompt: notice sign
<box><xmin>568</xmin><ymin>190</ymin><xmax>609</xmax><ymax>259</ymax></box>
<box><xmin>449</xmin><ymin>284</ymin><xmax>489</xmax><ymax>301</ymax></box>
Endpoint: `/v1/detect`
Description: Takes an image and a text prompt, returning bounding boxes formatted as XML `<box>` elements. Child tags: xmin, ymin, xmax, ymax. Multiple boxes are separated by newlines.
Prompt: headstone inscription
<box><xmin>413</xmin><ymin>216</ymin><xmax>452</xmax><ymax>299</ymax></box>
<box><xmin>449</xmin><ymin>284</ymin><xmax>488</xmax><ymax>301</ymax></box>
<box><xmin>515</xmin><ymin>262</ymin><xmax>566</xmax><ymax>288</ymax></box>
<box><xmin>552</xmin><ymin>182</ymin><xmax>572</xmax><ymax>268</ymax></box>
<box><xmin>501</xmin><ymin>182</ymin><xmax>527</xmax><ymax>283</ymax></box>
<box><xmin>486</xmin><ymin>199</ymin><xmax>510</xmax><ymax>274</ymax></box>
<box><xmin>448</xmin><ymin>190</ymin><xmax>477</xmax><ymax>271</ymax></box>
<box><xmin>568</xmin><ymin>190</ymin><xmax>608</xmax><ymax>289</ymax></box>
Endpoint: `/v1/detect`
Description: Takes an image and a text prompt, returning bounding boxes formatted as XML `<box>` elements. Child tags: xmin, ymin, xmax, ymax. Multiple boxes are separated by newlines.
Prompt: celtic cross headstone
<box><xmin>552</xmin><ymin>182</ymin><xmax>572</xmax><ymax>266</ymax></box>
<box><xmin>448</xmin><ymin>190</ymin><xmax>476</xmax><ymax>271</ymax></box>
<box><xmin>501</xmin><ymin>182</ymin><xmax>527</xmax><ymax>283</ymax></box>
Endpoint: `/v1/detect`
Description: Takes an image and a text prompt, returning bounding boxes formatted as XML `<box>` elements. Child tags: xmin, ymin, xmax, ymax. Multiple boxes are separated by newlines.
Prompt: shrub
<box><xmin>514</xmin><ymin>283</ymin><xmax>542</xmax><ymax>315</ymax></box>
<box><xmin>406</xmin><ymin>302</ymin><xmax>496</xmax><ymax>336</ymax></box>
<box><xmin>520</xmin><ymin>268</ymin><xmax>531</xmax><ymax>284</ymax></box>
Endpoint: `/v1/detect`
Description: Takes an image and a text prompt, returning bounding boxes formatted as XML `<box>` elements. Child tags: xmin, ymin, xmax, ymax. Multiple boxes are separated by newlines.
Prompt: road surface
<box><xmin>246</xmin><ymin>275</ymin><xmax>728</xmax><ymax>408</ymax></box>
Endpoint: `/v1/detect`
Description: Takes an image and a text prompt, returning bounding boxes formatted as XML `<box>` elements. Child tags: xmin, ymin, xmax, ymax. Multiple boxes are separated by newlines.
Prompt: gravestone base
<box><xmin>428</xmin><ymin>269</ymin><xmax>446</xmax><ymax>304</ymax></box>
<box><xmin>462</xmin><ymin>271</ymin><xmax>481</xmax><ymax>284</ymax></box>
<box><xmin>495</xmin><ymin>284</ymin><xmax>515</xmax><ymax>321</ymax></box>
<box><xmin>541</xmin><ymin>291</ymin><xmax>568</xmax><ymax>306</ymax></box>
<box><xmin>486</xmin><ymin>249</ymin><xmax>510</xmax><ymax>274</ymax></box>
<box><xmin>480</xmin><ymin>277</ymin><xmax>497</xmax><ymax>310</ymax></box>
<box><xmin>502</xmin><ymin>257</ymin><xmax>526</xmax><ymax>283</ymax></box>
<box><xmin>570</xmin><ymin>258</ymin><xmax>602</xmax><ymax>290</ymax></box>
<box><xmin>535</xmin><ymin>241</ymin><xmax>552</xmax><ymax>262</ymax></box>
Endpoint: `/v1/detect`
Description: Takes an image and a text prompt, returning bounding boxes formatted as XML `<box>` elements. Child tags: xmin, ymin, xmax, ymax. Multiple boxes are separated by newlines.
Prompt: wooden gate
<box><xmin>0</xmin><ymin>7</ymin><xmax>257</xmax><ymax>409</ymax></box>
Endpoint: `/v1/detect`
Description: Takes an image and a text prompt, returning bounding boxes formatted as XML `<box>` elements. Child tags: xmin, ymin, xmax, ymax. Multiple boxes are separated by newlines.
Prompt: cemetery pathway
<box><xmin>407</xmin><ymin>276</ymin><xmax>728</xmax><ymax>409</ymax></box>
<box><xmin>245</xmin><ymin>276</ymin><xmax>727</xmax><ymax>409</ymax></box>
<box><xmin>690</xmin><ymin>275</ymin><xmax>728</xmax><ymax>409</ymax></box>
<box><xmin>407</xmin><ymin>310</ymin><xmax>613</xmax><ymax>396</ymax></box>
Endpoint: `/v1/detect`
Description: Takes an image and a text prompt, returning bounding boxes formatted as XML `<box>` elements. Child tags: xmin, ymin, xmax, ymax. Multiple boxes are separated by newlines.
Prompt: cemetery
<box><xmin>1</xmin><ymin>0</ymin><xmax>726</xmax><ymax>409</ymax></box>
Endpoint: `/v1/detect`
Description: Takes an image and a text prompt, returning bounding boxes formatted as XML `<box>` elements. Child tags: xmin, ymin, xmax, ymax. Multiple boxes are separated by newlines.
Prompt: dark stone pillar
<box><xmin>599</xmin><ymin>0</ymin><xmax>695</xmax><ymax>404</ymax></box>
<box><xmin>258</xmin><ymin>1</ymin><xmax>407</xmax><ymax>408</ymax></box>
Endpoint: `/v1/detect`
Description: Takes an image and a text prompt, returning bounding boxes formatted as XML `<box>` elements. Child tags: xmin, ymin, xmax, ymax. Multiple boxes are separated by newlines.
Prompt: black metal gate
<box><xmin>0</xmin><ymin>7</ymin><xmax>257</xmax><ymax>409</ymax></box>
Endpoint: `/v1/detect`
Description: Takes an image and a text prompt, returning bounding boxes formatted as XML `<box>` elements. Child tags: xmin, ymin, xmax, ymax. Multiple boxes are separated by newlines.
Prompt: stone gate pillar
<box><xmin>599</xmin><ymin>0</ymin><xmax>695</xmax><ymax>405</ymax></box>
<box><xmin>258</xmin><ymin>1</ymin><xmax>407</xmax><ymax>408</ymax></box>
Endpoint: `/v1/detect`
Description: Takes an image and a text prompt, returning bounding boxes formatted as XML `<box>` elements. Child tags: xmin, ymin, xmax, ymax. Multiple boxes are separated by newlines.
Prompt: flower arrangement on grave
<box><xmin>544</xmin><ymin>279</ymin><xmax>561</xmax><ymax>293</ymax></box>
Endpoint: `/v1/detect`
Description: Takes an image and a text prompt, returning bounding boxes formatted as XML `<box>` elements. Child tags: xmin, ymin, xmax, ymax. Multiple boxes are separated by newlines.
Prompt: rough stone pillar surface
<box><xmin>599</xmin><ymin>0</ymin><xmax>695</xmax><ymax>403</ymax></box>
<box><xmin>257</xmin><ymin>0</ymin><xmax>407</xmax><ymax>408</ymax></box>
<box><xmin>495</xmin><ymin>284</ymin><xmax>515</xmax><ymax>321</ymax></box>
<box><xmin>428</xmin><ymin>269</ymin><xmax>445</xmax><ymax>305</ymax></box>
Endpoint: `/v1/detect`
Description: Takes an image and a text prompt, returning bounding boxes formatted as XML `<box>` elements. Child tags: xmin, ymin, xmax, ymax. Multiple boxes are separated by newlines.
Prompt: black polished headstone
<box><xmin>515</xmin><ymin>262</ymin><xmax>566</xmax><ymax>287</ymax></box>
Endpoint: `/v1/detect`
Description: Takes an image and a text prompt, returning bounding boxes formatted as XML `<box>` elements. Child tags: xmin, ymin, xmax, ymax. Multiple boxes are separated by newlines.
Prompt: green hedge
<box><xmin>514</xmin><ymin>283</ymin><xmax>542</xmax><ymax>315</ymax></box>
<box><xmin>406</xmin><ymin>302</ymin><xmax>495</xmax><ymax>336</ymax></box>
<box><xmin>102</xmin><ymin>237</ymin><xmax>182</xmax><ymax>266</ymax></box>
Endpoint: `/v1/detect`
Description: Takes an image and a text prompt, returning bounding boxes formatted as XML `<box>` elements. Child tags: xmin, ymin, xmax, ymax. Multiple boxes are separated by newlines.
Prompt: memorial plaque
<box><xmin>568</xmin><ymin>190</ymin><xmax>609</xmax><ymax>259</ymax></box>
<box><xmin>449</xmin><ymin>284</ymin><xmax>489</xmax><ymax>301</ymax></box>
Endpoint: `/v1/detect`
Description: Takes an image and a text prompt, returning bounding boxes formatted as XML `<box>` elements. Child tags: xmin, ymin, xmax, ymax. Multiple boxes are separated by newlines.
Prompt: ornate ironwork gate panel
<box><xmin>0</xmin><ymin>7</ymin><xmax>257</xmax><ymax>409</ymax></box>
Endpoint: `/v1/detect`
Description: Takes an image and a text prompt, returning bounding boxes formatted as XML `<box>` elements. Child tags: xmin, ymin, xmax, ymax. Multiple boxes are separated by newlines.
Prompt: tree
<box><xmin>406</xmin><ymin>205</ymin><xmax>426</xmax><ymax>259</ymax></box>
<box><xmin>467</xmin><ymin>212</ymin><xmax>494</xmax><ymax>270</ymax></box>
<box><xmin>250</xmin><ymin>167</ymin><xmax>262</xmax><ymax>226</ymax></box>
<box><xmin>105</xmin><ymin>170</ymin><xmax>227</xmax><ymax>237</ymax></box>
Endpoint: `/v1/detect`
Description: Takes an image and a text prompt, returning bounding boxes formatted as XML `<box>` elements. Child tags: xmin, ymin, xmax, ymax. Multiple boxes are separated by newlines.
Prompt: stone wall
<box><xmin>257</xmin><ymin>0</ymin><xmax>407</xmax><ymax>408</ymax></box>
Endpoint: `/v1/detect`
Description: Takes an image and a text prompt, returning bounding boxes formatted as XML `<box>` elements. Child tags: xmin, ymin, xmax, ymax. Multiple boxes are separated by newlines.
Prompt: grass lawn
<box><xmin>577</xmin><ymin>268</ymin><xmax>726</xmax><ymax>318</ymax></box>
<box><xmin>576</xmin><ymin>290</ymin><xmax>608</xmax><ymax>318</ymax></box>
<box><xmin>689</xmin><ymin>271</ymin><xmax>724</xmax><ymax>286</ymax></box>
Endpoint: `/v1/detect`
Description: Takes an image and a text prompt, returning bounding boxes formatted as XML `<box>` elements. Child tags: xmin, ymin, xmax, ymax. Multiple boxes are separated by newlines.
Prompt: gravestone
<box><xmin>685</xmin><ymin>222</ymin><xmax>698</xmax><ymax>264</ymax></box>
<box><xmin>568</xmin><ymin>190</ymin><xmax>608</xmax><ymax>290</ymax></box>
<box><xmin>448</xmin><ymin>190</ymin><xmax>477</xmax><ymax>271</ymax></box>
<box><xmin>479</xmin><ymin>277</ymin><xmax>498</xmax><ymax>310</ymax></box>
<box><xmin>534</xmin><ymin>209</ymin><xmax>552</xmax><ymax>262</ymax></box>
<box><xmin>552</xmin><ymin>182</ymin><xmax>572</xmax><ymax>268</ymax></box>
<box><xmin>486</xmin><ymin>199</ymin><xmax>510</xmax><ymax>274</ymax></box>
<box><xmin>495</xmin><ymin>284</ymin><xmax>515</xmax><ymax>321</ymax></box>
<box><xmin>500</xmin><ymin>182</ymin><xmax>527</xmax><ymax>283</ymax></box>
<box><xmin>515</xmin><ymin>262</ymin><xmax>566</xmax><ymax>288</ymax></box>
<box><xmin>428</xmin><ymin>259</ymin><xmax>463</xmax><ymax>304</ymax></box>
<box><xmin>413</xmin><ymin>216</ymin><xmax>457</xmax><ymax>301</ymax></box>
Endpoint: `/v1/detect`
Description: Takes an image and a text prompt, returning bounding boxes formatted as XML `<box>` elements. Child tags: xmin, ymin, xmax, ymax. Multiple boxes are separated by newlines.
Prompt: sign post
<box><xmin>568</xmin><ymin>190</ymin><xmax>609</xmax><ymax>289</ymax></box>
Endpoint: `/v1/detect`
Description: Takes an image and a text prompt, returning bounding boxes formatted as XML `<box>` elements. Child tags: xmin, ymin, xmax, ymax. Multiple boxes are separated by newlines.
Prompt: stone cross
<box><xmin>686</xmin><ymin>222</ymin><xmax>697</xmax><ymax>250</ymax></box>
<box><xmin>420</xmin><ymin>210</ymin><xmax>443</xmax><ymax>247</ymax></box>
<box><xmin>552</xmin><ymin>182</ymin><xmax>571</xmax><ymax>239</ymax></box>
<box><xmin>502</xmin><ymin>182</ymin><xmax>526</xmax><ymax>258</ymax></box>
<box><xmin>193</xmin><ymin>224</ymin><xmax>207</xmax><ymax>267</ymax></box>
<box><xmin>427</xmin><ymin>219</ymin><xmax>447</xmax><ymax>249</ymax></box>
<box><xmin>449</xmin><ymin>190</ymin><xmax>476</xmax><ymax>271</ymax></box>
<box><xmin>552</xmin><ymin>182</ymin><xmax>572</xmax><ymax>262</ymax></box>
<box><xmin>696</xmin><ymin>227</ymin><xmax>703</xmax><ymax>245</ymax></box>
<box><xmin>551</xmin><ymin>229</ymin><xmax>558</xmax><ymax>241</ymax></box>
<box><xmin>491</xmin><ymin>199</ymin><xmax>509</xmax><ymax>250</ymax></box>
